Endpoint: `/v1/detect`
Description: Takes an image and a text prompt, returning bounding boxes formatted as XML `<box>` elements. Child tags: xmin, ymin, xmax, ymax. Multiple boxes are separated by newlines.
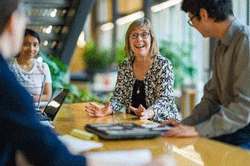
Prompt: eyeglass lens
<box><xmin>130</xmin><ymin>32</ymin><xmax>150</xmax><ymax>39</ymax></box>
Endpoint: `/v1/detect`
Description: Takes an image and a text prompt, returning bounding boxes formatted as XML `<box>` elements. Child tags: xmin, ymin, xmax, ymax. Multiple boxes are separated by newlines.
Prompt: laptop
<box><xmin>38</xmin><ymin>88</ymin><xmax>69</xmax><ymax>121</ymax></box>
<box><xmin>84</xmin><ymin>123</ymin><xmax>163</xmax><ymax>140</ymax></box>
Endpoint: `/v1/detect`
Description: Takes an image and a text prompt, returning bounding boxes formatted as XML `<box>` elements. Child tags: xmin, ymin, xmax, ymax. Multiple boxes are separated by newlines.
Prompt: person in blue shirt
<box><xmin>0</xmin><ymin>1</ymin><xmax>87</xmax><ymax>165</ymax></box>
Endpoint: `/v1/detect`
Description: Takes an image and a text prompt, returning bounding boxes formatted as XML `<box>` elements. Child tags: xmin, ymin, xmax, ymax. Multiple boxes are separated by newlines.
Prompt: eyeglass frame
<box><xmin>129</xmin><ymin>32</ymin><xmax>150</xmax><ymax>39</ymax></box>
<box><xmin>188</xmin><ymin>15</ymin><xmax>196</xmax><ymax>27</ymax></box>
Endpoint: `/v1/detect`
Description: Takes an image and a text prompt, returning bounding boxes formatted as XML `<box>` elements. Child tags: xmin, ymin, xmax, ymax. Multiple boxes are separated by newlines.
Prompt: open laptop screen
<box><xmin>43</xmin><ymin>88</ymin><xmax>69</xmax><ymax>121</ymax></box>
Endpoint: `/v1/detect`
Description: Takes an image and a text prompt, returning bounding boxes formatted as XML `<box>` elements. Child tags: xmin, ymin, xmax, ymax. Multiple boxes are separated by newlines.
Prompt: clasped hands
<box><xmin>128</xmin><ymin>104</ymin><xmax>155</xmax><ymax>120</ymax></box>
<box><xmin>85</xmin><ymin>102</ymin><xmax>112</xmax><ymax>117</ymax></box>
<box><xmin>85</xmin><ymin>102</ymin><xmax>154</xmax><ymax>120</ymax></box>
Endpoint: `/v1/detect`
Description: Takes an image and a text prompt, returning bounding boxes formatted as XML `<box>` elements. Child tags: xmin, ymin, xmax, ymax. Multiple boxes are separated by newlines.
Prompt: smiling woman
<box><xmin>85</xmin><ymin>18</ymin><xmax>181</xmax><ymax>123</ymax></box>
<box><xmin>8</xmin><ymin>29</ymin><xmax>52</xmax><ymax>103</ymax></box>
<box><xmin>125</xmin><ymin>18</ymin><xmax>159</xmax><ymax>59</ymax></box>
<box><xmin>20</xmin><ymin>35</ymin><xmax>40</xmax><ymax>60</ymax></box>
<box><xmin>129</xmin><ymin>28</ymin><xmax>151</xmax><ymax>62</ymax></box>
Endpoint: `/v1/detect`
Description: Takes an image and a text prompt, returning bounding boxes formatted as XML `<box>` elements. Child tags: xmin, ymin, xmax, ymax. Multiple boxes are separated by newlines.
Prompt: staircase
<box><xmin>23</xmin><ymin>0</ymin><xmax>95</xmax><ymax>65</ymax></box>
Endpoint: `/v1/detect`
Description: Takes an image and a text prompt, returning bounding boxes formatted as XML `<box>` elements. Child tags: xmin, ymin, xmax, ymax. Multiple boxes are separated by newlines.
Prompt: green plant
<box><xmin>115</xmin><ymin>43</ymin><xmax>128</xmax><ymax>65</ymax></box>
<box><xmin>80</xmin><ymin>88</ymin><xmax>111</xmax><ymax>105</ymax></box>
<box><xmin>159</xmin><ymin>40</ymin><xmax>196</xmax><ymax>89</ymax></box>
<box><xmin>40</xmin><ymin>51</ymin><xmax>109</xmax><ymax>104</ymax></box>
<box><xmin>39</xmin><ymin>51</ymin><xmax>81</xmax><ymax>103</ymax></box>
<box><xmin>83</xmin><ymin>41</ymin><xmax>113</xmax><ymax>72</ymax></box>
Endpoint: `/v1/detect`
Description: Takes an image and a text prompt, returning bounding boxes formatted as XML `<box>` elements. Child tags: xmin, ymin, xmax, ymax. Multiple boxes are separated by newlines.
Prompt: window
<box><xmin>248</xmin><ymin>0</ymin><xmax>250</xmax><ymax>25</ymax></box>
<box><xmin>233</xmin><ymin>0</ymin><xmax>248</xmax><ymax>25</ymax></box>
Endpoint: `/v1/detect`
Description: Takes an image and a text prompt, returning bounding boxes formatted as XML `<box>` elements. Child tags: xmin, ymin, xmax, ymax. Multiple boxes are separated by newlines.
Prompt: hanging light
<box><xmin>100</xmin><ymin>22</ymin><xmax>114</xmax><ymax>31</ymax></box>
<box><xmin>151</xmin><ymin>0</ymin><xmax>182</xmax><ymax>13</ymax></box>
<box><xmin>116</xmin><ymin>11</ymin><xmax>145</xmax><ymax>25</ymax></box>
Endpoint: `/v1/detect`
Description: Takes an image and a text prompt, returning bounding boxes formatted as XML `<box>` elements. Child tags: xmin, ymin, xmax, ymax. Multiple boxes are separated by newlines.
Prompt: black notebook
<box><xmin>84</xmin><ymin>123</ymin><xmax>163</xmax><ymax>140</ymax></box>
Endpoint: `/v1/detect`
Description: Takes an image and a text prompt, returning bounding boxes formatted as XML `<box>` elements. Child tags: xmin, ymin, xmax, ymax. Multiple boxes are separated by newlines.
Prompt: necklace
<box><xmin>137</xmin><ymin>80</ymin><xmax>143</xmax><ymax>94</ymax></box>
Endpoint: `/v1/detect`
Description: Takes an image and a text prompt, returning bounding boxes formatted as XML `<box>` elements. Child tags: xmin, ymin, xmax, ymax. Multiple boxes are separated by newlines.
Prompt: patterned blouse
<box><xmin>110</xmin><ymin>54</ymin><xmax>181</xmax><ymax>123</ymax></box>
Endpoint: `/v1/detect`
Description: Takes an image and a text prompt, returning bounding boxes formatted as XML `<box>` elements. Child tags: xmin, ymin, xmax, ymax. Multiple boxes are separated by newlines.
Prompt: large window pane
<box><xmin>233</xmin><ymin>0</ymin><xmax>248</xmax><ymax>25</ymax></box>
<box><xmin>248</xmin><ymin>0</ymin><xmax>250</xmax><ymax>25</ymax></box>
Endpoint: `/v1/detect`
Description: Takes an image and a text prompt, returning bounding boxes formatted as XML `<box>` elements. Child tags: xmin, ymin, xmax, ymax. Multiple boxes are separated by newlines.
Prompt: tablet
<box><xmin>84</xmin><ymin>123</ymin><xmax>162</xmax><ymax>140</ymax></box>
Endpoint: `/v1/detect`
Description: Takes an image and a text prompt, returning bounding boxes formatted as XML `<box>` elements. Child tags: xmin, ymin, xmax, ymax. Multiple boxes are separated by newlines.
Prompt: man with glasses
<box><xmin>162</xmin><ymin>0</ymin><xmax>250</xmax><ymax>150</ymax></box>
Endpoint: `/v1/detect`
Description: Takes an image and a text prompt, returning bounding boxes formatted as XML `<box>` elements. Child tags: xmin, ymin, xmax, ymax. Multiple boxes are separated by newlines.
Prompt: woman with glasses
<box><xmin>86</xmin><ymin>18</ymin><xmax>180</xmax><ymax>123</ymax></box>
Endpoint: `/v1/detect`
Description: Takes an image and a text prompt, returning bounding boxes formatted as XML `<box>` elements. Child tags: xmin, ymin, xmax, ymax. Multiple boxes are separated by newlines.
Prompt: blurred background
<box><xmin>23</xmin><ymin>0</ymin><xmax>250</xmax><ymax>118</ymax></box>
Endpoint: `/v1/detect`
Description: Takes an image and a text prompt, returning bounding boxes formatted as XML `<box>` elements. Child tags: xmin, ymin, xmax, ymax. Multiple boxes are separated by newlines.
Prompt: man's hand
<box><xmin>128</xmin><ymin>105</ymin><xmax>154</xmax><ymax>120</ymax></box>
<box><xmin>85</xmin><ymin>102</ymin><xmax>112</xmax><ymax>117</ymax></box>
<box><xmin>161</xmin><ymin>119</ymin><xmax>199</xmax><ymax>137</ymax></box>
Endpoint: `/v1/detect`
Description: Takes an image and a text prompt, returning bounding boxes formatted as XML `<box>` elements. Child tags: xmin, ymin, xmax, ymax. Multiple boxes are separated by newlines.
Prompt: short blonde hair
<box><xmin>125</xmin><ymin>18</ymin><xmax>159</xmax><ymax>58</ymax></box>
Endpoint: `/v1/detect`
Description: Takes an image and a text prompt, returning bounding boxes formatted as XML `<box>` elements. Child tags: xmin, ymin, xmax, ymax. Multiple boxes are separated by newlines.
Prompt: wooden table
<box><xmin>54</xmin><ymin>103</ymin><xmax>250</xmax><ymax>166</ymax></box>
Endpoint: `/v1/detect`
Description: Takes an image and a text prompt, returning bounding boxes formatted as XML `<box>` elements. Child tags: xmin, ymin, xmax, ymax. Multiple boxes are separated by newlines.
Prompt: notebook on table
<box><xmin>37</xmin><ymin>88</ymin><xmax>69</xmax><ymax>121</ymax></box>
<box><xmin>84</xmin><ymin>123</ymin><xmax>168</xmax><ymax>140</ymax></box>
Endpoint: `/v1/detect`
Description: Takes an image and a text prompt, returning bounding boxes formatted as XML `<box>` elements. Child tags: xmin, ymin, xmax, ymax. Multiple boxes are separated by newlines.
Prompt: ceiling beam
<box><xmin>60</xmin><ymin>0</ymin><xmax>95</xmax><ymax>66</ymax></box>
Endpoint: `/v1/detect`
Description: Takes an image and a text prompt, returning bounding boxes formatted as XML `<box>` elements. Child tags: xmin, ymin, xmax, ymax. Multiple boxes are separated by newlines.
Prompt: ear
<box><xmin>199</xmin><ymin>8</ymin><xmax>209</xmax><ymax>21</ymax></box>
<box><xmin>1</xmin><ymin>11</ymin><xmax>26</xmax><ymax>58</ymax></box>
<box><xmin>0</xmin><ymin>13</ymin><xmax>16</xmax><ymax>59</ymax></box>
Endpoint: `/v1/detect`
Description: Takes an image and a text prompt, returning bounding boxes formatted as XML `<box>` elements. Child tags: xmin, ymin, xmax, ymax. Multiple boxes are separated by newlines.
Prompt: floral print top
<box><xmin>110</xmin><ymin>54</ymin><xmax>181</xmax><ymax>123</ymax></box>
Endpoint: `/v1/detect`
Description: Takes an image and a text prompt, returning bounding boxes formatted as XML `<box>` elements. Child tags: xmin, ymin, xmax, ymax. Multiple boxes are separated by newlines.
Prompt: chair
<box><xmin>180</xmin><ymin>84</ymin><xmax>196</xmax><ymax>119</ymax></box>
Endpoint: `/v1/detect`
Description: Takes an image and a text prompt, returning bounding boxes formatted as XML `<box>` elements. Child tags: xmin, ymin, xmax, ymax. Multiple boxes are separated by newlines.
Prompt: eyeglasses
<box><xmin>188</xmin><ymin>15</ymin><xmax>196</xmax><ymax>27</ymax></box>
<box><xmin>130</xmin><ymin>32</ymin><xmax>150</xmax><ymax>39</ymax></box>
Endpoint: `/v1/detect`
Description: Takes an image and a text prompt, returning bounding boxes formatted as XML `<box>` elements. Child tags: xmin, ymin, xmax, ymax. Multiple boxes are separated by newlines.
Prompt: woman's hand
<box><xmin>85</xmin><ymin>102</ymin><xmax>112</xmax><ymax>117</ymax></box>
<box><xmin>128</xmin><ymin>104</ymin><xmax>155</xmax><ymax>120</ymax></box>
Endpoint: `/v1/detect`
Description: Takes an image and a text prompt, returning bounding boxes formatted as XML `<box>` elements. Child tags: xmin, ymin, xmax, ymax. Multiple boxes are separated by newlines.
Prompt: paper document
<box><xmin>86</xmin><ymin>149</ymin><xmax>152</xmax><ymax>166</ymax></box>
<box><xmin>58</xmin><ymin>135</ymin><xmax>103</xmax><ymax>155</ymax></box>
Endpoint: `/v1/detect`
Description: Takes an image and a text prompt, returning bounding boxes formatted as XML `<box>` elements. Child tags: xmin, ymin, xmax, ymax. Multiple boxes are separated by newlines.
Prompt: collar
<box><xmin>221</xmin><ymin>18</ymin><xmax>241</xmax><ymax>46</ymax></box>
